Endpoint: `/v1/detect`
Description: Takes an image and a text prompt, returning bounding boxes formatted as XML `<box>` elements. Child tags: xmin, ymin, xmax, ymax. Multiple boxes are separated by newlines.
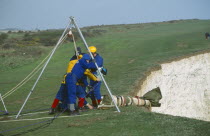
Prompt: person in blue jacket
<box><xmin>49</xmin><ymin>47</ymin><xmax>84</xmax><ymax>114</ymax></box>
<box><xmin>88</xmin><ymin>46</ymin><xmax>104</xmax><ymax>108</ymax></box>
<box><xmin>65</xmin><ymin>53</ymin><xmax>97</xmax><ymax>115</ymax></box>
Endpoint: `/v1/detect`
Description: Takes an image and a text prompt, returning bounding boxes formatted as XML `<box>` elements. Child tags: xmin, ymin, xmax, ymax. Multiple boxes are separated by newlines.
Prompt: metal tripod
<box><xmin>16</xmin><ymin>17</ymin><xmax>120</xmax><ymax>119</ymax></box>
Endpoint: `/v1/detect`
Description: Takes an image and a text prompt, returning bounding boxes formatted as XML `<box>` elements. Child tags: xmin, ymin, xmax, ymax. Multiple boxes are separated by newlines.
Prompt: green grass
<box><xmin>1</xmin><ymin>107</ymin><xmax>210</xmax><ymax>136</ymax></box>
<box><xmin>0</xmin><ymin>19</ymin><xmax>210</xmax><ymax>135</ymax></box>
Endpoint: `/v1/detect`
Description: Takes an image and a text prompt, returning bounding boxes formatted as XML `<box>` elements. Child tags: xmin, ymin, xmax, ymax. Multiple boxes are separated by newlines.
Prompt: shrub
<box><xmin>23</xmin><ymin>32</ymin><xmax>34</xmax><ymax>41</ymax></box>
<box><xmin>0</xmin><ymin>33</ymin><xmax>9</xmax><ymax>45</ymax></box>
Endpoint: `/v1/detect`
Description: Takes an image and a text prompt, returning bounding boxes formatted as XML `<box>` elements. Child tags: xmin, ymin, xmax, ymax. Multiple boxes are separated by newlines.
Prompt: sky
<box><xmin>0</xmin><ymin>0</ymin><xmax>209</xmax><ymax>30</ymax></box>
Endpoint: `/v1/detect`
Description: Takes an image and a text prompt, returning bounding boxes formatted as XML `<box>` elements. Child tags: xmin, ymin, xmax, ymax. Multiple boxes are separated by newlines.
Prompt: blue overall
<box><xmin>76</xmin><ymin>85</ymin><xmax>86</xmax><ymax>98</ymax></box>
<box><xmin>66</xmin><ymin>56</ymin><xmax>97</xmax><ymax>104</ymax></box>
<box><xmin>76</xmin><ymin>75</ymin><xmax>88</xmax><ymax>98</ymax></box>
<box><xmin>89</xmin><ymin>81</ymin><xmax>101</xmax><ymax>100</ymax></box>
<box><xmin>56</xmin><ymin>83</ymin><xmax>68</xmax><ymax>109</ymax></box>
<box><xmin>53</xmin><ymin>55</ymin><xmax>79</xmax><ymax>109</ymax></box>
<box><xmin>54</xmin><ymin>55</ymin><xmax>77</xmax><ymax>103</ymax></box>
<box><xmin>58</xmin><ymin>83</ymin><xmax>87</xmax><ymax>109</ymax></box>
<box><xmin>89</xmin><ymin>54</ymin><xmax>103</xmax><ymax>100</ymax></box>
<box><xmin>55</xmin><ymin>83</ymin><xmax>66</xmax><ymax>101</ymax></box>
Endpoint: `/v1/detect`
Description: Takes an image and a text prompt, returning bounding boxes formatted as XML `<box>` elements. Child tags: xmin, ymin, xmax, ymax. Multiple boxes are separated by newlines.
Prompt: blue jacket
<box><xmin>71</xmin><ymin>57</ymin><xmax>96</xmax><ymax>79</ymax></box>
<box><xmin>95</xmin><ymin>54</ymin><xmax>103</xmax><ymax>67</ymax></box>
<box><xmin>91</xmin><ymin>54</ymin><xmax>103</xmax><ymax>74</ymax></box>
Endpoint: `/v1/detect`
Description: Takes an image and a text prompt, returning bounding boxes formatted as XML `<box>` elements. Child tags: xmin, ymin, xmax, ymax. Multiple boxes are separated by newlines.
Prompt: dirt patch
<box><xmin>128</xmin><ymin>59</ymin><xmax>135</xmax><ymax>64</ymax></box>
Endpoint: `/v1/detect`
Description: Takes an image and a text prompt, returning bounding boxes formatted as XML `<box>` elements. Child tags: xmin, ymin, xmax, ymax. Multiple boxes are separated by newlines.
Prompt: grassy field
<box><xmin>0</xmin><ymin>19</ymin><xmax>210</xmax><ymax>136</ymax></box>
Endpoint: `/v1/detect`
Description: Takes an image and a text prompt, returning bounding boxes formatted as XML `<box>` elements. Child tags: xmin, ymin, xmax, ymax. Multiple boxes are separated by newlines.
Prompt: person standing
<box><xmin>88</xmin><ymin>46</ymin><xmax>104</xmax><ymax>108</ymax></box>
<box><xmin>66</xmin><ymin>54</ymin><xmax>97</xmax><ymax>115</ymax></box>
<box><xmin>49</xmin><ymin>47</ymin><xmax>83</xmax><ymax>114</ymax></box>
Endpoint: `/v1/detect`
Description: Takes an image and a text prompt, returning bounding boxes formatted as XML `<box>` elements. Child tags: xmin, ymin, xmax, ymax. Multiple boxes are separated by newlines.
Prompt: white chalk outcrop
<box><xmin>137</xmin><ymin>52</ymin><xmax>210</xmax><ymax>121</ymax></box>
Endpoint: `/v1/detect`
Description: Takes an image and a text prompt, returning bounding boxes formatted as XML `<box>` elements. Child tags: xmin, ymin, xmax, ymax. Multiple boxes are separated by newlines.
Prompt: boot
<box><xmin>92</xmin><ymin>100</ymin><xmax>98</xmax><ymax>108</ymax></box>
<box><xmin>78</xmin><ymin>107</ymin><xmax>87</xmax><ymax>112</ymax></box>
<box><xmin>48</xmin><ymin>108</ymin><xmax>56</xmax><ymax>115</ymax></box>
<box><xmin>69</xmin><ymin>110</ymin><xmax>80</xmax><ymax>116</ymax></box>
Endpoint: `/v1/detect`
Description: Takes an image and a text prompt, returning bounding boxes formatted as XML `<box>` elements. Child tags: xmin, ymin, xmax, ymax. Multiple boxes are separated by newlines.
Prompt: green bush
<box><xmin>0</xmin><ymin>33</ymin><xmax>8</xmax><ymax>45</ymax></box>
<box><xmin>23</xmin><ymin>32</ymin><xmax>34</xmax><ymax>41</ymax></box>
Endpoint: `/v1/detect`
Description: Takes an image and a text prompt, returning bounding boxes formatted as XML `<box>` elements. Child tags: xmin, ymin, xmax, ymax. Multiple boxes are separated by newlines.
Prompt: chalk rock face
<box><xmin>137</xmin><ymin>53</ymin><xmax>210</xmax><ymax>121</ymax></box>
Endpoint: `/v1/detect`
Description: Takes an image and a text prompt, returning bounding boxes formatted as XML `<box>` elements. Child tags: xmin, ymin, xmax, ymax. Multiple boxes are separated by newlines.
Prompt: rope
<box><xmin>1</xmin><ymin>51</ymin><xmax>51</xmax><ymax>99</ymax></box>
<box><xmin>1</xmin><ymin>33</ymin><xmax>68</xmax><ymax>101</ymax></box>
<box><xmin>0</xmin><ymin>118</ymin><xmax>52</xmax><ymax>133</ymax></box>
<box><xmin>0</xmin><ymin>108</ymin><xmax>67</xmax><ymax>134</ymax></box>
<box><xmin>1</xmin><ymin>33</ymin><xmax>70</xmax><ymax>119</ymax></box>
<box><xmin>0</xmin><ymin>112</ymin><xmax>102</xmax><ymax>123</ymax></box>
<box><xmin>0</xmin><ymin>110</ymin><xmax>118</xmax><ymax>134</ymax></box>
<box><xmin>0</xmin><ymin>26</ymin><xmax>84</xmax><ymax>134</ymax></box>
<box><xmin>50</xmin><ymin>108</ymin><xmax>67</xmax><ymax>123</ymax></box>
<box><xmin>0</xmin><ymin>91</ymin><xmax>55</xmax><ymax>116</ymax></box>
<box><xmin>15</xmin><ymin>27</ymin><xmax>70</xmax><ymax>118</ymax></box>
<box><xmin>0</xmin><ymin>112</ymin><xmax>8</xmax><ymax>116</ymax></box>
<box><xmin>0</xmin><ymin>107</ymin><xmax>50</xmax><ymax>116</ymax></box>
<box><xmin>135</xmin><ymin>96</ymin><xmax>140</xmax><ymax>106</ymax></box>
<box><xmin>2</xmin><ymin>64</ymin><xmax>44</xmax><ymax>100</ymax></box>
<box><xmin>7</xmin><ymin>111</ymin><xmax>49</xmax><ymax>118</ymax></box>
<box><xmin>68</xmin><ymin>24</ymin><xmax>79</xmax><ymax>57</ymax></box>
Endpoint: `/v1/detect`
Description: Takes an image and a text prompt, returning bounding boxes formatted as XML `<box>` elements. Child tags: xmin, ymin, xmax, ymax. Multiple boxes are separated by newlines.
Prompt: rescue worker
<box><xmin>49</xmin><ymin>71</ymin><xmax>97</xmax><ymax>114</ymax></box>
<box><xmin>49</xmin><ymin>50</ymin><xmax>83</xmax><ymax>114</ymax></box>
<box><xmin>88</xmin><ymin>46</ymin><xmax>104</xmax><ymax>108</ymax></box>
<box><xmin>66</xmin><ymin>54</ymin><xmax>98</xmax><ymax>115</ymax></box>
<box><xmin>49</xmin><ymin>52</ymin><xmax>98</xmax><ymax>114</ymax></box>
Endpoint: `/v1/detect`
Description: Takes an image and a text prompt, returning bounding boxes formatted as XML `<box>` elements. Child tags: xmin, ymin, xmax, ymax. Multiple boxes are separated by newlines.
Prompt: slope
<box><xmin>0</xmin><ymin>19</ymin><xmax>210</xmax><ymax>136</ymax></box>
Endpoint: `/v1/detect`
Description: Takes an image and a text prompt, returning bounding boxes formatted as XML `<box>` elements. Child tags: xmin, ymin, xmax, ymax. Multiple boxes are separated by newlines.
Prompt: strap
<box><xmin>116</xmin><ymin>96</ymin><xmax>120</xmax><ymax>106</ymax></box>
<box><xmin>121</xmin><ymin>96</ymin><xmax>125</xmax><ymax>106</ymax></box>
<box><xmin>127</xmin><ymin>96</ymin><xmax>132</xmax><ymax>106</ymax></box>
<box><xmin>135</xmin><ymin>96</ymin><xmax>140</xmax><ymax>106</ymax></box>
<box><xmin>120</xmin><ymin>96</ymin><xmax>123</xmax><ymax>106</ymax></box>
